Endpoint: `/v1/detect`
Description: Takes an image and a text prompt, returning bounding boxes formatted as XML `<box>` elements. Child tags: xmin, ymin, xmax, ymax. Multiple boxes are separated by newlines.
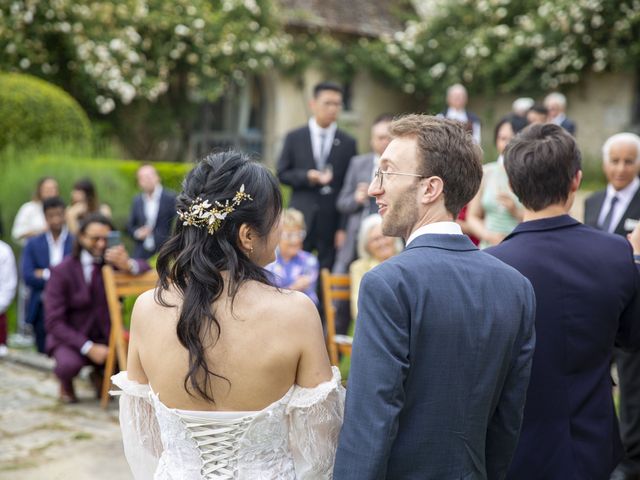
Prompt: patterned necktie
<box><xmin>600</xmin><ymin>195</ymin><xmax>619</xmax><ymax>232</ymax></box>
<box><xmin>318</xmin><ymin>132</ymin><xmax>327</xmax><ymax>170</ymax></box>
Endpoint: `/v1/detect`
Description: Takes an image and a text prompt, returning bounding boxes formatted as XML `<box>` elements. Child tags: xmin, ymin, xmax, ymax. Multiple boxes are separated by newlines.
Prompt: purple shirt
<box><xmin>265</xmin><ymin>249</ymin><xmax>319</xmax><ymax>305</ymax></box>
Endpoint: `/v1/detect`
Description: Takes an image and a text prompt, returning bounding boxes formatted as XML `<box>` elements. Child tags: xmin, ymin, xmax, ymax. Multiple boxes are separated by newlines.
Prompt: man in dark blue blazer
<box><xmin>126</xmin><ymin>164</ymin><xmax>176</xmax><ymax>259</ymax></box>
<box><xmin>486</xmin><ymin>124</ymin><xmax>640</xmax><ymax>480</ymax></box>
<box><xmin>334</xmin><ymin>115</ymin><xmax>536</xmax><ymax>479</ymax></box>
<box><xmin>277</xmin><ymin>82</ymin><xmax>357</xmax><ymax>270</ymax></box>
<box><xmin>21</xmin><ymin>197</ymin><xmax>73</xmax><ymax>353</ymax></box>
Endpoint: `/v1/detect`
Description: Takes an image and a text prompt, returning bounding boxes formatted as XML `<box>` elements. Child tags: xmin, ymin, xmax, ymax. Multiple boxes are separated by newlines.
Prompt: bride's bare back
<box><xmin>126</xmin><ymin>279</ymin><xmax>332</xmax><ymax>411</ymax></box>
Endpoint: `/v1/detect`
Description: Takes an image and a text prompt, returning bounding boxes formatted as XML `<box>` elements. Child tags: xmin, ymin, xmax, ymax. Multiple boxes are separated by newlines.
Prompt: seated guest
<box><xmin>265</xmin><ymin>208</ymin><xmax>319</xmax><ymax>305</ymax></box>
<box><xmin>65</xmin><ymin>178</ymin><xmax>112</xmax><ymax>235</ymax></box>
<box><xmin>12</xmin><ymin>176</ymin><xmax>59</xmax><ymax>244</ymax></box>
<box><xmin>467</xmin><ymin>115</ymin><xmax>524</xmax><ymax>247</ymax></box>
<box><xmin>44</xmin><ymin>213</ymin><xmax>150</xmax><ymax>403</ymax></box>
<box><xmin>22</xmin><ymin>197</ymin><xmax>73</xmax><ymax>353</ymax></box>
<box><xmin>350</xmin><ymin>214</ymin><xmax>402</xmax><ymax>320</ymax></box>
<box><xmin>486</xmin><ymin>124</ymin><xmax>640</xmax><ymax>479</ymax></box>
<box><xmin>0</xmin><ymin>239</ymin><xmax>17</xmax><ymax>357</ymax></box>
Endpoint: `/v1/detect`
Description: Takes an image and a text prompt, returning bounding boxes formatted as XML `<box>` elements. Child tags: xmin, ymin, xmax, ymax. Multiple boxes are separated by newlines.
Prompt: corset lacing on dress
<box><xmin>176</xmin><ymin>411</ymin><xmax>256</xmax><ymax>479</ymax></box>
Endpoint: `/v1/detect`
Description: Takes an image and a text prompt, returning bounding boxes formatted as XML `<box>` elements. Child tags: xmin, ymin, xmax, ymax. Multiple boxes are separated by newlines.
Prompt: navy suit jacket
<box><xmin>21</xmin><ymin>232</ymin><xmax>73</xmax><ymax>325</ymax></box>
<box><xmin>486</xmin><ymin>215</ymin><xmax>640</xmax><ymax>479</ymax></box>
<box><xmin>126</xmin><ymin>188</ymin><xmax>176</xmax><ymax>259</ymax></box>
<box><xmin>334</xmin><ymin>234</ymin><xmax>536</xmax><ymax>479</ymax></box>
<box><xmin>277</xmin><ymin>126</ymin><xmax>357</xmax><ymax>234</ymax></box>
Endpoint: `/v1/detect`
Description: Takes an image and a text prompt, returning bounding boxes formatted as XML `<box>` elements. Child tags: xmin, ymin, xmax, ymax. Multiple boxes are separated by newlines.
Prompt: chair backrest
<box><xmin>101</xmin><ymin>265</ymin><xmax>158</xmax><ymax>408</ymax></box>
<box><xmin>320</xmin><ymin>268</ymin><xmax>350</xmax><ymax>365</ymax></box>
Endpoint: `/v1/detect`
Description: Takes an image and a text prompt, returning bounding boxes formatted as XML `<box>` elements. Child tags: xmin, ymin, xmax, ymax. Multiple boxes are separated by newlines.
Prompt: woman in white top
<box><xmin>113</xmin><ymin>151</ymin><xmax>344</xmax><ymax>479</ymax></box>
<box><xmin>11</xmin><ymin>176</ymin><xmax>59</xmax><ymax>244</ymax></box>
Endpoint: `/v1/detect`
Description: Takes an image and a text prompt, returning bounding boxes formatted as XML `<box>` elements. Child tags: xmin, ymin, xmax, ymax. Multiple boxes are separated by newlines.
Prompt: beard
<box><xmin>381</xmin><ymin>187</ymin><xmax>419</xmax><ymax>240</ymax></box>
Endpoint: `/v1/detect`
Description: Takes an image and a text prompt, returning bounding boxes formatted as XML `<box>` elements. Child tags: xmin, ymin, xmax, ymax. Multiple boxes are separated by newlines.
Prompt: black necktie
<box><xmin>601</xmin><ymin>195</ymin><xmax>619</xmax><ymax>232</ymax></box>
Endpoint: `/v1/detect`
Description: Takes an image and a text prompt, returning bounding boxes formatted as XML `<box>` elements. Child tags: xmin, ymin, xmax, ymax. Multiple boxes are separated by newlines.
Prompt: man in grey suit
<box><xmin>333</xmin><ymin>114</ymin><xmax>393</xmax><ymax>274</ymax></box>
<box><xmin>333</xmin><ymin>115</ymin><xmax>536</xmax><ymax>479</ymax></box>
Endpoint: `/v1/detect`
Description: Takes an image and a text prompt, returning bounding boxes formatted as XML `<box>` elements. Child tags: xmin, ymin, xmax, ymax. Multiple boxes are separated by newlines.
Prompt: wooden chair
<box><xmin>320</xmin><ymin>268</ymin><xmax>353</xmax><ymax>366</ymax></box>
<box><xmin>100</xmin><ymin>265</ymin><xmax>158</xmax><ymax>408</ymax></box>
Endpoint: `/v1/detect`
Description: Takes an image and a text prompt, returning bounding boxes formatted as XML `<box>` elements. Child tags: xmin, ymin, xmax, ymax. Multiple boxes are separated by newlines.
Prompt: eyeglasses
<box><xmin>373</xmin><ymin>168</ymin><xmax>424</xmax><ymax>190</ymax></box>
<box><xmin>85</xmin><ymin>235</ymin><xmax>108</xmax><ymax>243</ymax></box>
<box><xmin>281</xmin><ymin>230</ymin><xmax>306</xmax><ymax>241</ymax></box>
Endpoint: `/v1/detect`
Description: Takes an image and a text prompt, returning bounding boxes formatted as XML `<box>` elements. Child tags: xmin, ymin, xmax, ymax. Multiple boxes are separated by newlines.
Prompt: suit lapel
<box><xmin>326</xmin><ymin>130</ymin><xmax>343</xmax><ymax>167</ymax></box>
<box><xmin>615</xmin><ymin>187</ymin><xmax>640</xmax><ymax>234</ymax></box>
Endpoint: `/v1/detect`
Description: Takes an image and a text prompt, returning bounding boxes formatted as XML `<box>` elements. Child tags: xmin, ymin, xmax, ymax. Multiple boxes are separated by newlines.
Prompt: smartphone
<box><xmin>106</xmin><ymin>230</ymin><xmax>122</xmax><ymax>248</ymax></box>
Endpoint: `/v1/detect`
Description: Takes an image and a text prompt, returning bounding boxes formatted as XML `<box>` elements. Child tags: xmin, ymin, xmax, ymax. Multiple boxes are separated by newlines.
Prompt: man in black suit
<box><xmin>584</xmin><ymin>132</ymin><xmax>640</xmax><ymax>480</ymax></box>
<box><xmin>126</xmin><ymin>164</ymin><xmax>177</xmax><ymax>259</ymax></box>
<box><xmin>277</xmin><ymin>82</ymin><xmax>357</xmax><ymax>269</ymax></box>
<box><xmin>333</xmin><ymin>113</ymin><xmax>393</xmax><ymax>274</ymax></box>
<box><xmin>488</xmin><ymin>124</ymin><xmax>640</xmax><ymax>480</ymax></box>
<box><xmin>545</xmin><ymin>92</ymin><xmax>577</xmax><ymax>135</ymax></box>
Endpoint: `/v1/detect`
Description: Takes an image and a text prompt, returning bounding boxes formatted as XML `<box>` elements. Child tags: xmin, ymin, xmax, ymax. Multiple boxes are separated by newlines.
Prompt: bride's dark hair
<box><xmin>155</xmin><ymin>151</ymin><xmax>282</xmax><ymax>402</ymax></box>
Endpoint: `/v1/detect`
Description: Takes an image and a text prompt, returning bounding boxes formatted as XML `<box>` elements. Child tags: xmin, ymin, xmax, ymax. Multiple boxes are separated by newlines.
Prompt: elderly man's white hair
<box><xmin>512</xmin><ymin>97</ymin><xmax>535</xmax><ymax>116</ymax></box>
<box><xmin>447</xmin><ymin>83</ymin><xmax>468</xmax><ymax>97</ymax></box>
<box><xmin>544</xmin><ymin>92</ymin><xmax>567</xmax><ymax>109</ymax></box>
<box><xmin>356</xmin><ymin>214</ymin><xmax>403</xmax><ymax>260</ymax></box>
<box><xmin>602</xmin><ymin>132</ymin><xmax>640</xmax><ymax>164</ymax></box>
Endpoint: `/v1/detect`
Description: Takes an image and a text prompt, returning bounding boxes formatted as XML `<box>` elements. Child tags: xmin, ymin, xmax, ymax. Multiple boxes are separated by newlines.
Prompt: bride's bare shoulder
<box><xmin>130</xmin><ymin>287</ymin><xmax>179</xmax><ymax>330</ymax></box>
<box><xmin>249</xmin><ymin>282</ymin><xmax>321</xmax><ymax>330</ymax></box>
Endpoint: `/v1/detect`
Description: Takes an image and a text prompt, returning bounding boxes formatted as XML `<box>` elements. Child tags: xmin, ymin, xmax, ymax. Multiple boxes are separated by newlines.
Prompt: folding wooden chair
<box><xmin>320</xmin><ymin>268</ymin><xmax>353</xmax><ymax>366</ymax></box>
<box><xmin>100</xmin><ymin>265</ymin><xmax>158</xmax><ymax>408</ymax></box>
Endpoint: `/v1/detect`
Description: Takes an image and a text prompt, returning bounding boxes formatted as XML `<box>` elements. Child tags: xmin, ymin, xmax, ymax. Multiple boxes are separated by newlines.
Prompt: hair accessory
<box><xmin>178</xmin><ymin>185</ymin><xmax>253</xmax><ymax>235</ymax></box>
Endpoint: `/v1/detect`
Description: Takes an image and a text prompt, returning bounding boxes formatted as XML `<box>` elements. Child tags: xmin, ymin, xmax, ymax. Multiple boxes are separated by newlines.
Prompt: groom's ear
<box><xmin>421</xmin><ymin>176</ymin><xmax>444</xmax><ymax>206</ymax></box>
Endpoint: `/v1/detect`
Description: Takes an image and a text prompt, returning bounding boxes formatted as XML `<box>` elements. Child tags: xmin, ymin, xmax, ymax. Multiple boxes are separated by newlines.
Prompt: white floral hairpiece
<box><xmin>177</xmin><ymin>184</ymin><xmax>253</xmax><ymax>235</ymax></box>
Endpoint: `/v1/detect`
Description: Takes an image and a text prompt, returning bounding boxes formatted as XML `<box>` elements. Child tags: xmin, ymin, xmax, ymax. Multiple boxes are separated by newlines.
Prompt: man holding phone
<box><xmin>44</xmin><ymin>213</ymin><xmax>150</xmax><ymax>403</ymax></box>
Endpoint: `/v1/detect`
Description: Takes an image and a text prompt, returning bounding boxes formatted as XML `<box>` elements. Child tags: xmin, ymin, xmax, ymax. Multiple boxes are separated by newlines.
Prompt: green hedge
<box><xmin>0</xmin><ymin>73</ymin><xmax>92</xmax><ymax>152</ymax></box>
<box><xmin>0</xmin><ymin>153</ymin><xmax>193</xmax><ymax>243</ymax></box>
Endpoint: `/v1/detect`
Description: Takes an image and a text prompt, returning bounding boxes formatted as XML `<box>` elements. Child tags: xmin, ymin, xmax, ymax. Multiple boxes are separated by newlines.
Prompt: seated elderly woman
<box><xmin>265</xmin><ymin>208</ymin><xmax>319</xmax><ymax>305</ymax></box>
<box><xmin>350</xmin><ymin>214</ymin><xmax>403</xmax><ymax>320</ymax></box>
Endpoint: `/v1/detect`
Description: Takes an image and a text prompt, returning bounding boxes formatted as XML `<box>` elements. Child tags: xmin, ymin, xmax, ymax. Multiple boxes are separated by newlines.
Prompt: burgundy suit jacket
<box><xmin>44</xmin><ymin>255</ymin><xmax>150</xmax><ymax>355</ymax></box>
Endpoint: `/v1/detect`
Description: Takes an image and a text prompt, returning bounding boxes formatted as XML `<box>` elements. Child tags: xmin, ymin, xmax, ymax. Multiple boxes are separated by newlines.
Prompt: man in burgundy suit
<box><xmin>44</xmin><ymin>213</ymin><xmax>150</xmax><ymax>403</ymax></box>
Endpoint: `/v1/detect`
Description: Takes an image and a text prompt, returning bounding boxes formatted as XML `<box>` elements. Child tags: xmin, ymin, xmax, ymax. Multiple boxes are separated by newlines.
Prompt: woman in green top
<box><xmin>467</xmin><ymin>116</ymin><xmax>525</xmax><ymax>248</ymax></box>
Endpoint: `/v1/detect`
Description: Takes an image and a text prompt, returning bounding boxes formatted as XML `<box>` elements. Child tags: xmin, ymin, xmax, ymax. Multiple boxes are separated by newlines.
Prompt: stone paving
<box><xmin>0</xmin><ymin>350</ymin><xmax>131</xmax><ymax>480</ymax></box>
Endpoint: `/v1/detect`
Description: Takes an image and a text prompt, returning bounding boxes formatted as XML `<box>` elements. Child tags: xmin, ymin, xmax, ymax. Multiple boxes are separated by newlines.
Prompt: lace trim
<box><xmin>287</xmin><ymin>366</ymin><xmax>342</xmax><ymax>410</ymax></box>
<box><xmin>176</xmin><ymin>412</ymin><xmax>257</xmax><ymax>480</ymax></box>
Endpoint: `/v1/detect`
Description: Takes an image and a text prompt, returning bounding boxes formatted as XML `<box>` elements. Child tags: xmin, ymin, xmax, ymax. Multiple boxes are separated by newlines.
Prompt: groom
<box><xmin>333</xmin><ymin>115</ymin><xmax>536</xmax><ymax>479</ymax></box>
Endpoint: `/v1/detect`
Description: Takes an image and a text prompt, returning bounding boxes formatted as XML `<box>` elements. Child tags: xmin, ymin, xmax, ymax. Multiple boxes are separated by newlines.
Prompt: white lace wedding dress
<box><xmin>111</xmin><ymin>367</ymin><xmax>344</xmax><ymax>479</ymax></box>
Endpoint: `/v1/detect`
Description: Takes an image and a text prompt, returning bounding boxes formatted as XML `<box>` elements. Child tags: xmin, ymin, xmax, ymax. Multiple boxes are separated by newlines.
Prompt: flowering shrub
<box><xmin>0</xmin><ymin>0</ymin><xmax>289</xmax><ymax>114</ymax></box>
<box><xmin>1</xmin><ymin>0</ymin><xmax>638</xmax><ymax>116</ymax></box>
<box><xmin>359</xmin><ymin>0</ymin><xmax>640</xmax><ymax>102</ymax></box>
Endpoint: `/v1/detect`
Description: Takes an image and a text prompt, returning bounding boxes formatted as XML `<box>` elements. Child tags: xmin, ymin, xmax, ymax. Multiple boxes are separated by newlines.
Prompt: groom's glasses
<box><xmin>373</xmin><ymin>168</ymin><xmax>425</xmax><ymax>190</ymax></box>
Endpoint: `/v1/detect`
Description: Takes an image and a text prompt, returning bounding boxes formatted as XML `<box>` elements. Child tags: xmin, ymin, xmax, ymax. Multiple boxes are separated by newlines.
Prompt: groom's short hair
<box><xmin>389</xmin><ymin>114</ymin><xmax>483</xmax><ymax>217</ymax></box>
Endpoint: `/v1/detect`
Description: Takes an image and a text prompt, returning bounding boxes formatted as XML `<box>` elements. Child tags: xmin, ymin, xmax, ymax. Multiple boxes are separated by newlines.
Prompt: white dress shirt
<box><xmin>142</xmin><ymin>185</ymin><xmax>163</xmax><ymax>251</ymax></box>
<box><xmin>0</xmin><ymin>241</ymin><xmax>17</xmax><ymax>314</ymax></box>
<box><xmin>598</xmin><ymin>177</ymin><xmax>640</xmax><ymax>233</ymax></box>
<box><xmin>41</xmin><ymin>227</ymin><xmax>69</xmax><ymax>281</ymax></box>
<box><xmin>406</xmin><ymin>221</ymin><xmax>463</xmax><ymax>247</ymax></box>
<box><xmin>80</xmin><ymin>249</ymin><xmax>100</xmax><ymax>355</ymax></box>
<box><xmin>308</xmin><ymin>118</ymin><xmax>337</xmax><ymax>170</ymax></box>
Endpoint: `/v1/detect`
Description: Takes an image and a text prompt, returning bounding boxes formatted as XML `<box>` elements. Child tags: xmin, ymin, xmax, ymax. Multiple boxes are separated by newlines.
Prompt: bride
<box><xmin>111</xmin><ymin>151</ymin><xmax>344</xmax><ymax>479</ymax></box>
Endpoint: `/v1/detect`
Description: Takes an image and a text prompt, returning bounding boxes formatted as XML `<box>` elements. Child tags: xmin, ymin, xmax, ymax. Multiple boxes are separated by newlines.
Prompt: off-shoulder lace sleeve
<box><xmin>286</xmin><ymin>366</ymin><xmax>345</xmax><ymax>479</ymax></box>
<box><xmin>111</xmin><ymin>371</ymin><xmax>163</xmax><ymax>480</ymax></box>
